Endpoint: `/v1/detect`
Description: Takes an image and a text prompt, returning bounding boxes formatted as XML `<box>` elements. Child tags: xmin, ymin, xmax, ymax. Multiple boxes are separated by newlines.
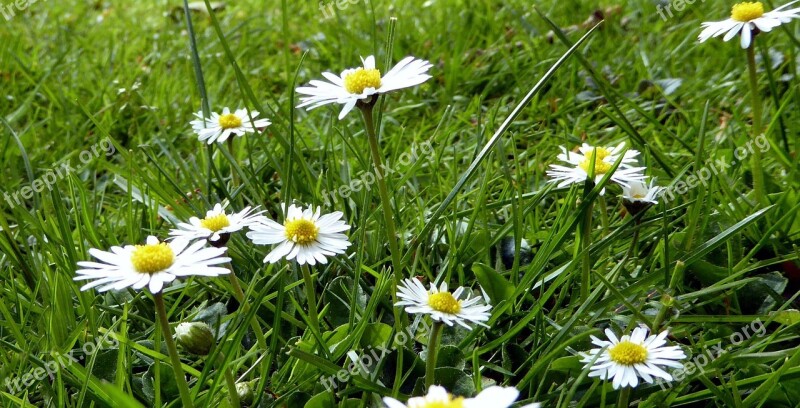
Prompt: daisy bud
<box><xmin>175</xmin><ymin>322</ymin><xmax>215</xmax><ymax>355</ymax></box>
<box><xmin>236</xmin><ymin>380</ymin><xmax>256</xmax><ymax>405</ymax></box>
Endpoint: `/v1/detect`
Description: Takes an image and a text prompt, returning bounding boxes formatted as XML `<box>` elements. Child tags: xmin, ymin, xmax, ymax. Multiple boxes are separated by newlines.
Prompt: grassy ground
<box><xmin>1</xmin><ymin>0</ymin><xmax>799</xmax><ymax>407</ymax></box>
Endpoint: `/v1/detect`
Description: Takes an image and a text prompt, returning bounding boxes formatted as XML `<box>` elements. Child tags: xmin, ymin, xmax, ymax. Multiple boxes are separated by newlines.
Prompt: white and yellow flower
<box><xmin>581</xmin><ymin>327</ymin><xmax>686</xmax><ymax>389</ymax></box>
<box><xmin>169</xmin><ymin>203</ymin><xmax>265</xmax><ymax>243</ymax></box>
<box><xmin>698</xmin><ymin>1</ymin><xmax>800</xmax><ymax>48</ymax></box>
<box><xmin>382</xmin><ymin>385</ymin><xmax>540</xmax><ymax>408</ymax></box>
<box><xmin>546</xmin><ymin>143</ymin><xmax>646</xmax><ymax>193</ymax></box>
<box><xmin>395</xmin><ymin>278</ymin><xmax>491</xmax><ymax>330</ymax></box>
<box><xmin>74</xmin><ymin>236</ymin><xmax>231</xmax><ymax>293</ymax></box>
<box><xmin>246</xmin><ymin>203</ymin><xmax>351</xmax><ymax>265</ymax></box>
<box><xmin>190</xmin><ymin>107</ymin><xmax>271</xmax><ymax>144</ymax></box>
<box><xmin>296</xmin><ymin>55</ymin><xmax>432</xmax><ymax>119</ymax></box>
<box><xmin>622</xmin><ymin>179</ymin><xmax>663</xmax><ymax>205</ymax></box>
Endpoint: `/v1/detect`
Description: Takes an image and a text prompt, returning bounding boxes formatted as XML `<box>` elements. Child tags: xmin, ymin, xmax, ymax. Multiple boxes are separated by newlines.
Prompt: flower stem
<box><xmin>424</xmin><ymin>321</ymin><xmax>444</xmax><ymax>389</ymax></box>
<box><xmin>617</xmin><ymin>386</ymin><xmax>631</xmax><ymax>408</ymax></box>
<box><xmin>746</xmin><ymin>43</ymin><xmax>769</xmax><ymax>207</ymax></box>
<box><xmin>580</xmin><ymin>199</ymin><xmax>595</xmax><ymax>302</ymax></box>
<box><xmin>301</xmin><ymin>264</ymin><xmax>323</xmax><ymax>344</ymax></box>
<box><xmin>359</xmin><ymin>104</ymin><xmax>402</xmax><ymax>281</ymax></box>
<box><xmin>154</xmin><ymin>292</ymin><xmax>195</xmax><ymax>408</ymax></box>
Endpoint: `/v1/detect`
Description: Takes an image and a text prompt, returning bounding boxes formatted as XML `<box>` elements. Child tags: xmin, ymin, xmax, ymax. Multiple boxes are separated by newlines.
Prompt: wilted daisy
<box><xmin>295</xmin><ymin>55</ymin><xmax>432</xmax><ymax>119</ymax></box>
<box><xmin>190</xmin><ymin>107</ymin><xmax>271</xmax><ymax>144</ymax></box>
<box><xmin>547</xmin><ymin>143</ymin><xmax>646</xmax><ymax>193</ymax></box>
<box><xmin>383</xmin><ymin>385</ymin><xmax>540</xmax><ymax>408</ymax></box>
<box><xmin>246</xmin><ymin>203</ymin><xmax>351</xmax><ymax>265</ymax></box>
<box><xmin>698</xmin><ymin>1</ymin><xmax>800</xmax><ymax>48</ymax></box>
<box><xmin>395</xmin><ymin>278</ymin><xmax>491</xmax><ymax>330</ymax></box>
<box><xmin>581</xmin><ymin>327</ymin><xmax>686</xmax><ymax>389</ymax></box>
<box><xmin>74</xmin><ymin>236</ymin><xmax>231</xmax><ymax>293</ymax></box>
<box><xmin>169</xmin><ymin>203</ymin><xmax>265</xmax><ymax>243</ymax></box>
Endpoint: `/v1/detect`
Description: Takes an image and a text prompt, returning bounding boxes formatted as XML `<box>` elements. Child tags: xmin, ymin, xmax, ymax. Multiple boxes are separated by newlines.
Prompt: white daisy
<box><xmin>382</xmin><ymin>385</ymin><xmax>541</xmax><ymax>408</ymax></box>
<box><xmin>246</xmin><ymin>203</ymin><xmax>351</xmax><ymax>265</ymax></box>
<box><xmin>581</xmin><ymin>327</ymin><xmax>686</xmax><ymax>390</ymax></box>
<box><xmin>546</xmin><ymin>144</ymin><xmax>646</xmax><ymax>193</ymax></box>
<box><xmin>622</xmin><ymin>179</ymin><xmax>663</xmax><ymax>205</ymax></box>
<box><xmin>190</xmin><ymin>107</ymin><xmax>271</xmax><ymax>144</ymax></box>
<box><xmin>295</xmin><ymin>55</ymin><xmax>433</xmax><ymax>120</ymax></box>
<box><xmin>74</xmin><ymin>236</ymin><xmax>231</xmax><ymax>294</ymax></box>
<box><xmin>169</xmin><ymin>203</ymin><xmax>265</xmax><ymax>243</ymax></box>
<box><xmin>395</xmin><ymin>278</ymin><xmax>492</xmax><ymax>330</ymax></box>
<box><xmin>698</xmin><ymin>1</ymin><xmax>800</xmax><ymax>49</ymax></box>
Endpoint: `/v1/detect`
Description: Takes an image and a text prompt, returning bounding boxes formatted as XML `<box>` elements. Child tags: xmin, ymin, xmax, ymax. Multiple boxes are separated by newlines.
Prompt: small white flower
<box><xmin>74</xmin><ymin>236</ymin><xmax>231</xmax><ymax>294</ymax></box>
<box><xmin>246</xmin><ymin>203</ymin><xmax>351</xmax><ymax>265</ymax></box>
<box><xmin>169</xmin><ymin>203</ymin><xmax>265</xmax><ymax>242</ymax></box>
<box><xmin>296</xmin><ymin>55</ymin><xmax>432</xmax><ymax>119</ymax></box>
<box><xmin>546</xmin><ymin>143</ymin><xmax>646</xmax><ymax>194</ymax></box>
<box><xmin>698</xmin><ymin>1</ymin><xmax>800</xmax><ymax>48</ymax></box>
<box><xmin>395</xmin><ymin>278</ymin><xmax>491</xmax><ymax>330</ymax></box>
<box><xmin>190</xmin><ymin>107</ymin><xmax>271</xmax><ymax>144</ymax></box>
<box><xmin>581</xmin><ymin>327</ymin><xmax>686</xmax><ymax>390</ymax></box>
<box><xmin>622</xmin><ymin>179</ymin><xmax>663</xmax><ymax>205</ymax></box>
<box><xmin>382</xmin><ymin>385</ymin><xmax>540</xmax><ymax>408</ymax></box>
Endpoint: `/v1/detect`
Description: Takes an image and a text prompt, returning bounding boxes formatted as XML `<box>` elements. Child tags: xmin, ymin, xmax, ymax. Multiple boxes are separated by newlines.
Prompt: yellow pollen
<box><xmin>731</xmin><ymin>2</ymin><xmax>764</xmax><ymax>21</ymax></box>
<box><xmin>284</xmin><ymin>218</ymin><xmax>319</xmax><ymax>245</ymax></box>
<box><xmin>428</xmin><ymin>292</ymin><xmax>462</xmax><ymax>314</ymax></box>
<box><xmin>419</xmin><ymin>396</ymin><xmax>465</xmax><ymax>408</ymax></box>
<box><xmin>344</xmin><ymin>68</ymin><xmax>382</xmax><ymax>94</ymax></box>
<box><xmin>218</xmin><ymin>113</ymin><xmax>242</xmax><ymax>129</ymax></box>
<box><xmin>200</xmin><ymin>214</ymin><xmax>230</xmax><ymax>232</ymax></box>
<box><xmin>130</xmin><ymin>243</ymin><xmax>175</xmax><ymax>274</ymax></box>
<box><xmin>578</xmin><ymin>155</ymin><xmax>613</xmax><ymax>175</ymax></box>
<box><xmin>608</xmin><ymin>340</ymin><xmax>648</xmax><ymax>366</ymax></box>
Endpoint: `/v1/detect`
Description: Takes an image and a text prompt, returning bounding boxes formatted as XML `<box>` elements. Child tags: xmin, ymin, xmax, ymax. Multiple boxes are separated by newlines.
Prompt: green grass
<box><xmin>1</xmin><ymin>0</ymin><xmax>799</xmax><ymax>407</ymax></box>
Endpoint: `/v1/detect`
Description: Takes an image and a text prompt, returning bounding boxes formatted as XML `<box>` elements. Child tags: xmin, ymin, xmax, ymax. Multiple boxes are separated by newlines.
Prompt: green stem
<box><xmin>227</xmin><ymin>270</ymin><xmax>268</xmax><ymax>350</ymax></box>
<box><xmin>301</xmin><ymin>264</ymin><xmax>323</xmax><ymax>344</ymax></box>
<box><xmin>154</xmin><ymin>293</ymin><xmax>195</xmax><ymax>408</ymax></box>
<box><xmin>746</xmin><ymin>43</ymin><xmax>769</xmax><ymax>207</ymax></box>
<box><xmin>425</xmin><ymin>321</ymin><xmax>444</xmax><ymax>389</ymax></box>
<box><xmin>219</xmin><ymin>353</ymin><xmax>241</xmax><ymax>408</ymax></box>
<box><xmin>359</xmin><ymin>104</ymin><xmax>402</xmax><ymax>281</ymax></box>
<box><xmin>580</xmin><ymin>200</ymin><xmax>595</xmax><ymax>302</ymax></box>
<box><xmin>617</xmin><ymin>386</ymin><xmax>631</xmax><ymax>408</ymax></box>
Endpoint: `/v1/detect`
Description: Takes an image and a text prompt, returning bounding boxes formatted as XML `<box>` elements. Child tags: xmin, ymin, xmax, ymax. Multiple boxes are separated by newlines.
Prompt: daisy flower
<box><xmin>622</xmin><ymin>179</ymin><xmax>663</xmax><ymax>205</ymax></box>
<box><xmin>383</xmin><ymin>385</ymin><xmax>541</xmax><ymax>408</ymax></box>
<box><xmin>169</xmin><ymin>203</ymin><xmax>265</xmax><ymax>243</ymax></box>
<box><xmin>698</xmin><ymin>1</ymin><xmax>800</xmax><ymax>48</ymax></box>
<box><xmin>74</xmin><ymin>236</ymin><xmax>231</xmax><ymax>294</ymax></box>
<box><xmin>190</xmin><ymin>107</ymin><xmax>271</xmax><ymax>144</ymax></box>
<box><xmin>581</xmin><ymin>327</ymin><xmax>686</xmax><ymax>389</ymax></box>
<box><xmin>246</xmin><ymin>203</ymin><xmax>351</xmax><ymax>265</ymax></box>
<box><xmin>395</xmin><ymin>278</ymin><xmax>492</xmax><ymax>330</ymax></box>
<box><xmin>295</xmin><ymin>55</ymin><xmax>432</xmax><ymax>119</ymax></box>
<box><xmin>546</xmin><ymin>143</ymin><xmax>646</xmax><ymax>193</ymax></box>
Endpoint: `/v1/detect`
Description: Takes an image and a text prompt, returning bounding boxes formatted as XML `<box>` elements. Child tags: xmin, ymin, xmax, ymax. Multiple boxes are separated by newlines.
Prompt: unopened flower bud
<box><xmin>175</xmin><ymin>322</ymin><xmax>214</xmax><ymax>355</ymax></box>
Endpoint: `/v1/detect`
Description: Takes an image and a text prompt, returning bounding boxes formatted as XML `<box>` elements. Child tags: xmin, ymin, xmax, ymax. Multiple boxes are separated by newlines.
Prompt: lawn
<box><xmin>1</xmin><ymin>0</ymin><xmax>799</xmax><ymax>407</ymax></box>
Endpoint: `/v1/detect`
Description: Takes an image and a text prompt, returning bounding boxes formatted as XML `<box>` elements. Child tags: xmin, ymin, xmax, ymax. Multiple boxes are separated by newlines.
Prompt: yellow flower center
<box><xmin>284</xmin><ymin>218</ymin><xmax>319</xmax><ymax>245</ymax></box>
<box><xmin>200</xmin><ymin>213</ymin><xmax>231</xmax><ymax>232</ymax></box>
<box><xmin>608</xmin><ymin>340</ymin><xmax>648</xmax><ymax>366</ymax></box>
<box><xmin>130</xmin><ymin>243</ymin><xmax>175</xmax><ymax>274</ymax></box>
<box><xmin>344</xmin><ymin>68</ymin><xmax>382</xmax><ymax>94</ymax></box>
<box><xmin>419</xmin><ymin>396</ymin><xmax>465</xmax><ymax>408</ymax></box>
<box><xmin>731</xmin><ymin>2</ymin><xmax>764</xmax><ymax>21</ymax></box>
<box><xmin>428</xmin><ymin>292</ymin><xmax>462</xmax><ymax>314</ymax></box>
<box><xmin>633</xmin><ymin>193</ymin><xmax>645</xmax><ymax>199</ymax></box>
<box><xmin>218</xmin><ymin>113</ymin><xmax>242</xmax><ymax>129</ymax></box>
<box><xmin>578</xmin><ymin>150</ymin><xmax>613</xmax><ymax>175</ymax></box>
